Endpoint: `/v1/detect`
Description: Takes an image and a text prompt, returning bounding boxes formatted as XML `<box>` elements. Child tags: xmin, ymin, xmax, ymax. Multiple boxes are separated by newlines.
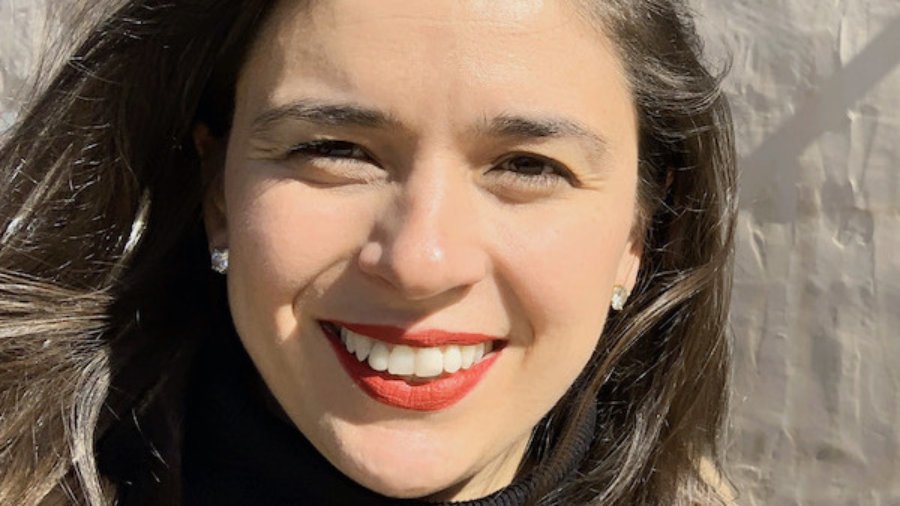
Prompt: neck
<box><xmin>426</xmin><ymin>434</ymin><xmax>532</xmax><ymax>502</ymax></box>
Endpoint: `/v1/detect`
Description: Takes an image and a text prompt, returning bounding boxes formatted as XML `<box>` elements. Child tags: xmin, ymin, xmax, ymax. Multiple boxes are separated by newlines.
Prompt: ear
<box><xmin>194</xmin><ymin>123</ymin><xmax>228</xmax><ymax>250</ymax></box>
<box><xmin>615</xmin><ymin>233</ymin><xmax>642</xmax><ymax>294</ymax></box>
<box><xmin>613</xmin><ymin>168</ymin><xmax>672</xmax><ymax>292</ymax></box>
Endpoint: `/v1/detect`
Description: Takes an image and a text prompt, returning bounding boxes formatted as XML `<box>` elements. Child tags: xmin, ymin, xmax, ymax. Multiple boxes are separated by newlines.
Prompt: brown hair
<box><xmin>0</xmin><ymin>1</ymin><xmax>736</xmax><ymax>504</ymax></box>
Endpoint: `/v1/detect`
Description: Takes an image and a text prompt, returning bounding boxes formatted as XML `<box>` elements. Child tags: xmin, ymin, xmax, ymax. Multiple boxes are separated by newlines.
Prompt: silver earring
<box><xmin>210</xmin><ymin>248</ymin><xmax>229</xmax><ymax>274</ymax></box>
<box><xmin>611</xmin><ymin>285</ymin><xmax>629</xmax><ymax>311</ymax></box>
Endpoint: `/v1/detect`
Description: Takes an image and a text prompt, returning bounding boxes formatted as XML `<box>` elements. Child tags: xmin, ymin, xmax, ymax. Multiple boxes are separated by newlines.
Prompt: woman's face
<box><xmin>203</xmin><ymin>0</ymin><xmax>640</xmax><ymax>500</ymax></box>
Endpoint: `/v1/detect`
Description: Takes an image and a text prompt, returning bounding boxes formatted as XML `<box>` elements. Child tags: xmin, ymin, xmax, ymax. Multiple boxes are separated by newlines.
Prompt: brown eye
<box><xmin>493</xmin><ymin>154</ymin><xmax>578</xmax><ymax>188</ymax></box>
<box><xmin>289</xmin><ymin>140</ymin><xmax>372</xmax><ymax>163</ymax></box>
<box><xmin>500</xmin><ymin>155</ymin><xmax>561</xmax><ymax>177</ymax></box>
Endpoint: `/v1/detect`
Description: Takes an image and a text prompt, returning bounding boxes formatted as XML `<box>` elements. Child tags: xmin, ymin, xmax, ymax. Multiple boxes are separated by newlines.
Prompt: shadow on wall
<box><xmin>739</xmin><ymin>14</ymin><xmax>900</xmax><ymax>225</ymax></box>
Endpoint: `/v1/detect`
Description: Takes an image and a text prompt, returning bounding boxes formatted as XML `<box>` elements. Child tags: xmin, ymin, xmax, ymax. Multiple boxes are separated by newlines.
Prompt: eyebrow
<box><xmin>481</xmin><ymin>114</ymin><xmax>609</xmax><ymax>159</ymax></box>
<box><xmin>251</xmin><ymin>99</ymin><xmax>608</xmax><ymax>158</ymax></box>
<box><xmin>251</xmin><ymin>100</ymin><xmax>402</xmax><ymax>135</ymax></box>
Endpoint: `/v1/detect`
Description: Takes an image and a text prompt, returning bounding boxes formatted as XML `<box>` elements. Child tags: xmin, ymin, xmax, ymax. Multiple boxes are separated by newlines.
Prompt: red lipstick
<box><xmin>331</xmin><ymin>321</ymin><xmax>497</xmax><ymax>347</ymax></box>
<box><xmin>319</xmin><ymin>321</ymin><xmax>503</xmax><ymax>411</ymax></box>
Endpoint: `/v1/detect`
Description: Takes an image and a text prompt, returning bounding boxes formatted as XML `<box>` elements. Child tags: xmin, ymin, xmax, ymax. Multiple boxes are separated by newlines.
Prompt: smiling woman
<box><xmin>0</xmin><ymin>1</ymin><xmax>736</xmax><ymax>505</ymax></box>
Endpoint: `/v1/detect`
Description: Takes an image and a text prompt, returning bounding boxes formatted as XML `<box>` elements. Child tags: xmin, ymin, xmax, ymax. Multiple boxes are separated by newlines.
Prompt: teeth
<box><xmin>387</xmin><ymin>345</ymin><xmax>416</xmax><ymax>375</ymax></box>
<box><xmin>338</xmin><ymin>327</ymin><xmax>496</xmax><ymax>378</ymax></box>
<box><xmin>354</xmin><ymin>335</ymin><xmax>373</xmax><ymax>362</ymax></box>
<box><xmin>473</xmin><ymin>342</ymin><xmax>485</xmax><ymax>363</ymax></box>
<box><xmin>459</xmin><ymin>345</ymin><xmax>476</xmax><ymax>369</ymax></box>
<box><xmin>367</xmin><ymin>342</ymin><xmax>390</xmax><ymax>372</ymax></box>
<box><xmin>415</xmin><ymin>347</ymin><xmax>444</xmax><ymax>378</ymax></box>
<box><xmin>442</xmin><ymin>345</ymin><xmax>462</xmax><ymax>373</ymax></box>
<box><xmin>345</xmin><ymin>330</ymin><xmax>357</xmax><ymax>354</ymax></box>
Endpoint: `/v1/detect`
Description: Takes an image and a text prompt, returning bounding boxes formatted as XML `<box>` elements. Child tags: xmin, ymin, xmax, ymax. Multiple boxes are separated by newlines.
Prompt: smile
<box><xmin>319</xmin><ymin>320</ymin><xmax>505</xmax><ymax>411</ymax></box>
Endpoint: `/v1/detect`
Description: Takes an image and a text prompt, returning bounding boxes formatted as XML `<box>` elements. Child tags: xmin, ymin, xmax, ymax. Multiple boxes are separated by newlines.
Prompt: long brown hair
<box><xmin>0</xmin><ymin>1</ymin><xmax>736</xmax><ymax>504</ymax></box>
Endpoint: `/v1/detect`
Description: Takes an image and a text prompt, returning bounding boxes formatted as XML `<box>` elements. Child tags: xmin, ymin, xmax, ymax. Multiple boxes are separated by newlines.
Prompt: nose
<box><xmin>357</xmin><ymin>163</ymin><xmax>488</xmax><ymax>301</ymax></box>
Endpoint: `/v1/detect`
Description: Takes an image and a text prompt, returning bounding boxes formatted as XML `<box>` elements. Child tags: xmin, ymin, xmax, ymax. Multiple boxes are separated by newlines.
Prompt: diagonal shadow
<box><xmin>739</xmin><ymin>15</ymin><xmax>900</xmax><ymax>224</ymax></box>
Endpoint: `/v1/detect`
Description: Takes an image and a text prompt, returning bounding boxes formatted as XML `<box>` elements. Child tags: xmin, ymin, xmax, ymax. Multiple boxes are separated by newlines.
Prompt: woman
<box><xmin>0</xmin><ymin>0</ymin><xmax>736</xmax><ymax>504</ymax></box>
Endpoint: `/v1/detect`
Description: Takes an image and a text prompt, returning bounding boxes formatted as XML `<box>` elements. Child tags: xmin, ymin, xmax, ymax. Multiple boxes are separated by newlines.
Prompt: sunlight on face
<box><xmin>204</xmin><ymin>0</ymin><xmax>640</xmax><ymax>500</ymax></box>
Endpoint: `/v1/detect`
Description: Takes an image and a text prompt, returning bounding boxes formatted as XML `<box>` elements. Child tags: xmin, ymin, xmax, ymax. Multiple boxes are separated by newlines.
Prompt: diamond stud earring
<box><xmin>611</xmin><ymin>285</ymin><xmax>629</xmax><ymax>311</ymax></box>
<box><xmin>210</xmin><ymin>248</ymin><xmax>229</xmax><ymax>274</ymax></box>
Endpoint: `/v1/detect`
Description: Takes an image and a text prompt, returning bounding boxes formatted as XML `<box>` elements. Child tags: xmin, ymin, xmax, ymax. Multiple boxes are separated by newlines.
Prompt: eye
<box><xmin>491</xmin><ymin>154</ymin><xmax>579</xmax><ymax>188</ymax></box>
<box><xmin>500</xmin><ymin>155</ymin><xmax>560</xmax><ymax>176</ymax></box>
<box><xmin>288</xmin><ymin>139</ymin><xmax>373</xmax><ymax>163</ymax></box>
<box><xmin>284</xmin><ymin>139</ymin><xmax>386</xmax><ymax>185</ymax></box>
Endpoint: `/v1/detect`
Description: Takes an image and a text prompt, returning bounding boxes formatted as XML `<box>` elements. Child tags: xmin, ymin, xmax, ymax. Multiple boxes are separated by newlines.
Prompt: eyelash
<box><xmin>287</xmin><ymin>140</ymin><xmax>577</xmax><ymax>188</ymax></box>
<box><xmin>288</xmin><ymin>139</ymin><xmax>374</xmax><ymax>164</ymax></box>
<box><xmin>490</xmin><ymin>154</ymin><xmax>578</xmax><ymax>189</ymax></box>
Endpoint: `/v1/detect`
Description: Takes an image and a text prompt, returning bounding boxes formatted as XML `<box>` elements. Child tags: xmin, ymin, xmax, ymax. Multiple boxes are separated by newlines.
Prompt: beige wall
<box><xmin>2</xmin><ymin>2</ymin><xmax>898</xmax><ymax>505</ymax></box>
<box><xmin>691</xmin><ymin>1</ymin><xmax>900</xmax><ymax>504</ymax></box>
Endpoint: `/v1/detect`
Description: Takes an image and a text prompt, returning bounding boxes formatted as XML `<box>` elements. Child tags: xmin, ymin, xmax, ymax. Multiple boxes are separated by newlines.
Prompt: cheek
<box><xmin>490</xmin><ymin>201</ymin><xmax>632</xmax><ymax>399</ymax></box>
<box><xmin>498</xmin><ymin>207</ymin><xmax>628</xmax><ymax>336</ymax></box>
<box><xmin>223</xmin><ymin>173</ymin><xmax>377</xmax><ymax>339</ymax></box>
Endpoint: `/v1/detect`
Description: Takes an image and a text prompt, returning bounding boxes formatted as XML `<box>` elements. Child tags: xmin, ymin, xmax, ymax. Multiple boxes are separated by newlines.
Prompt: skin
<box><xmin>200</xmin><ymin>0</ymin><xmax>641</xmax><ymax>500</ymax></box>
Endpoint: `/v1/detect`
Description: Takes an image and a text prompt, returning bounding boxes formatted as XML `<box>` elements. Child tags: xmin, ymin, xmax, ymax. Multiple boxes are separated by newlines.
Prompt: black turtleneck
<box><xmin>181</xmin><ymin>332</ymin><xmax>595</xmax><ymax>506</ymax></box>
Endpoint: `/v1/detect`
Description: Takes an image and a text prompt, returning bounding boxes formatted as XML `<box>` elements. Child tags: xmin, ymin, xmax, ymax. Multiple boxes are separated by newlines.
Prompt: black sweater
<box><xmin>178</xmin><ymin>333</ymin><xmax>595</xmax><ymax>506</ymax></box>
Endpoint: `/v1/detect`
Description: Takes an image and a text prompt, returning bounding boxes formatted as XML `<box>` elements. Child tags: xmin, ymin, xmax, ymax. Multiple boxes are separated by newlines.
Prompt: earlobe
<box><xmin>611</xmin><ymin>239</ymin><xmax>641</xmax><ymax>311</ymax></box>
<box><xmin>202</xmin><ymin>182</ymin><xmax>228</xmax><ymax>250</ymax></box>
<box><xmin>617</xmin><ymin>236</ymin><xmax>643</xmax><ymax>293</ymax></box>
<box><xmin>194</xmin><ymin>123</ymin><xmax>229</xmax><ymax>250</ymax></box>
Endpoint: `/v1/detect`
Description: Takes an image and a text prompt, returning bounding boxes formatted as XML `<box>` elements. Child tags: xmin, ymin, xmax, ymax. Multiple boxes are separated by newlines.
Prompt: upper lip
<box><xmin>323</xmin><ymin>320</ymin><xmax>502</xmax><ymax>347</ymax></box>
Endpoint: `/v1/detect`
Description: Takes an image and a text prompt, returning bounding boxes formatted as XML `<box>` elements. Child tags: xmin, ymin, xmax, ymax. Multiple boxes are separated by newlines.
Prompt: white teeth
<box><xmin>472</xmin><ymin>342</ymin><xmax>485</xmax><ymax>363</ymax></box>
<box><xmin>338</xmin><ymin>327</ymin><xmax>496</xmax><ymax>378</ymax></box>
<box><xmin>387</xmin><ymin>345</ymin><xmax>416</xmax><ymax>375</ymax></box>
<box><xmin>354</xmin><ymin>335</ymin><xmax>373</xmax><ymax>362</ymax></box>
<box><xmin>345</xmin><ymin>331</ymin><xmax>357</xmax><ymax>354</ymax></box>
<box><xmin>442</xmin><ymin>345</ymin><xmax>462</xmax><ymax>373</ymax></box>
<box><xmin>459</xmin><ymin>345</ymin><xmax>476</xmax><ymax>369</ymax></box>
<box><xmin>367</xmin><ymin>342</ymin><xmax>390</xmax><ymax>372</ymax></box>
<box><xmin>415</xmin><ymin>347</ymin><xmax>445</xmax><ymax>378</ymax></box>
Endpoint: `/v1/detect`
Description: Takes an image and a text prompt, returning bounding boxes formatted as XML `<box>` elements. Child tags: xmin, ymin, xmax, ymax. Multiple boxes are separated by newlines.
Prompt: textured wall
<box><xmin>690</xmin><ymin>1</ymin><xmax>900</xmax><ymax>505</ymax></box>
<box><xmin>1</xmin><ymin>2</ymin><xmax>898</xmax><ymax>505</ymax></box>
<box><xmin>0</xmin><ymin>0</ymin><xmax>48</xmax><ymax>129</ymax></box>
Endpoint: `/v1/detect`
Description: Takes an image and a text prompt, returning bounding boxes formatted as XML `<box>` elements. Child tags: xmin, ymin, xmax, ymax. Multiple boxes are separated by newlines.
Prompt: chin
<box><xmin>351</xmin><ymin>469</ymin><xmax>452</xmax><ymax>500</ymax></box>
<box><xmin>325</xmin><ymin>422</ymin><xmax>474</xmax><ymax>499</ymax></box>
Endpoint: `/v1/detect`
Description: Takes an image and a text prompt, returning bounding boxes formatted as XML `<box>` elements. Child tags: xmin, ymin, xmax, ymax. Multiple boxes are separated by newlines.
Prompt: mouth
<box><xmin>318</xmin><ymin>320</ymin><xmax>506</xmax><ymax>411</ymax></box>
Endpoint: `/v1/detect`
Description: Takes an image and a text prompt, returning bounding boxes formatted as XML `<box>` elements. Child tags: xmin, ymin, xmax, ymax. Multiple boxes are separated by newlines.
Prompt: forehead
<box><xmin>235</xmin><ymin>0</ymin><xmax>635</xmax><ymax>145</ymax></box>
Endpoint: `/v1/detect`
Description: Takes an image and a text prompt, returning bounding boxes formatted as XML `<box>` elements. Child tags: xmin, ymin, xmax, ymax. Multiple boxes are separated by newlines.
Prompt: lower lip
<box><xmin>320</xmin><ymin>324</ymin><xmax>502</xmax><ymax>411</ymax></box>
